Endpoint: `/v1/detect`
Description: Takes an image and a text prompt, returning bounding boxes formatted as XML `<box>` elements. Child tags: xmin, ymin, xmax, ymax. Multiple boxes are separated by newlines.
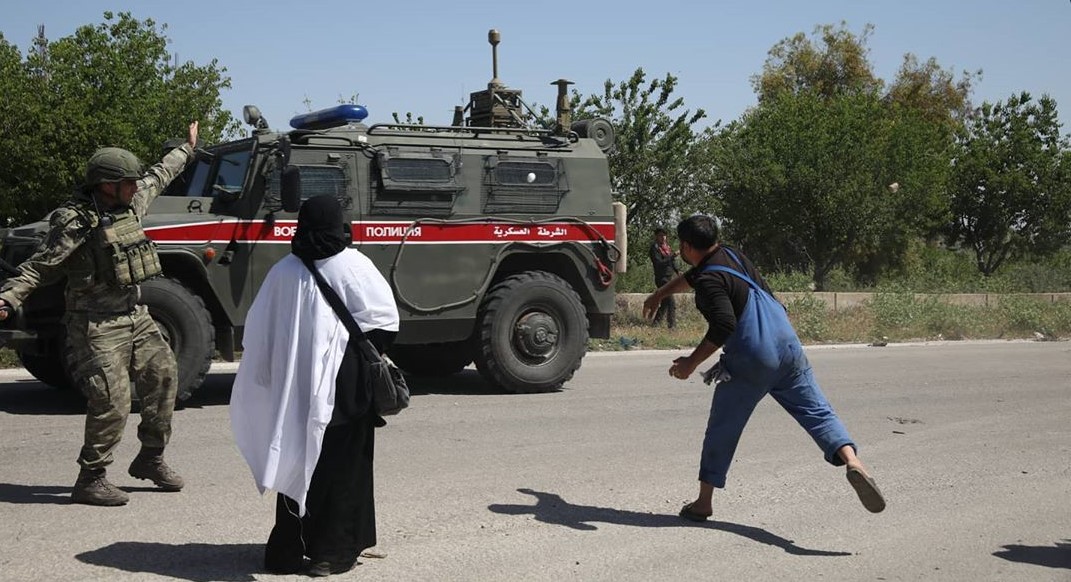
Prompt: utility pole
<box><xmin>31</xmin><ymin>24</ymin><xmax>49</xmax><ymax>79</ymax></box>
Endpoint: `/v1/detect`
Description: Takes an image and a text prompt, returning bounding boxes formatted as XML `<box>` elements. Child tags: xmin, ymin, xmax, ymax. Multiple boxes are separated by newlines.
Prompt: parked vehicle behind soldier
<box><xmin>0</xmin><ymin>122</ymin><xmax>199</xmax><ymax>506</ymax></box>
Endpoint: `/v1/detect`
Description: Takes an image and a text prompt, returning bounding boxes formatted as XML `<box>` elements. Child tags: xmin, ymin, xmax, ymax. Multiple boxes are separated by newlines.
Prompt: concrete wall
<box><xmin>617</xmin><ymin>292</ymin><xmax>1071</xmax><ymax>314</ymax></box>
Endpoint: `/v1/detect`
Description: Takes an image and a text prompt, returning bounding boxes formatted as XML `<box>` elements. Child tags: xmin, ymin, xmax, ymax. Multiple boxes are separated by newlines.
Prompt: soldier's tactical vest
<box><xmin>70</xmin><ymin>202</ymin><xmax>163</xmax><ymax>286</ymax></box>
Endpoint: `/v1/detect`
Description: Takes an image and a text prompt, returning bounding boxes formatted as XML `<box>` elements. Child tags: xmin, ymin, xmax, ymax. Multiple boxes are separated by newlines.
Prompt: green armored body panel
<box><xmin>0</xmin><ymin>30</ymin><xmax>627</xmax><ymax>400</ymax></box>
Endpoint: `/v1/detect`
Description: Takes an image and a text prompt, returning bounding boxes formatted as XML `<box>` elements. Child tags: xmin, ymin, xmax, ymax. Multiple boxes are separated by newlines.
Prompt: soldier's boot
<box><xmin>128</xmin><ymin>447</ymin><xmax>185</xmax><ymax>491</ymax></box>
<box><xmin>72</xmin><ymin>468</ymin><xmax>130</xmax><ymax>506</ymax></box>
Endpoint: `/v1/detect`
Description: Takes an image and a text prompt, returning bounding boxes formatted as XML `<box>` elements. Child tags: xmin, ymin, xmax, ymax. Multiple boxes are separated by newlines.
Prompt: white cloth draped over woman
<box><xmin>229</xmin><ymin>248</ymin><xmax>398</xmax><ymax>516</ymax></box>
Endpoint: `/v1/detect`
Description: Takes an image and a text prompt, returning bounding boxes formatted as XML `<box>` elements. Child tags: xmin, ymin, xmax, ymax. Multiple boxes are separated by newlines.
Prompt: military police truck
<box><xmin>0</xmin><ymin>30</ymin><xmax>627</xmax><ymax>401</ymax></box>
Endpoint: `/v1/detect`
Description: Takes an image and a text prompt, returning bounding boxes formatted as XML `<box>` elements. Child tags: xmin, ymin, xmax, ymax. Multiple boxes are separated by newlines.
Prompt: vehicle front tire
<box><xmin>139</xmin><ymin>278</ymin><xmax>214</xmax><ymax>401</ymax></box>
<box><xmin>473</xmin><ymin>271</ymin><xmax>588</xmax><ymax>393</ymax></box>
<box><xmin>17</xmin><ymin>332</ymin><xmax>73</xmax><ymax>390</ymax></box>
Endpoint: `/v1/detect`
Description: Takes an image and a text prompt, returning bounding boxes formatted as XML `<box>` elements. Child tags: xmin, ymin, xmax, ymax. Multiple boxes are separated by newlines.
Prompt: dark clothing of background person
<box><xmin>683</xmin><ymin>245</ymin><xmax>777</xmax><ymax>346</ymax></box>
<box><xmin>650</xmin><ymin>242</ymin><xmax>680</xmax><ymax>284</ymax></box>
<box><xmin>650</xmin><ymin>239</ymin><xmax>680</xmax><ymax>328</ymax></box>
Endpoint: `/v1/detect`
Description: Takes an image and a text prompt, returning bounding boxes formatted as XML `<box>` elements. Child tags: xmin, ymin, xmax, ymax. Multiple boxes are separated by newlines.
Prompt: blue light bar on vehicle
<box><xmin>289</xmin><ymin>104</ymin><xmax>369</xmax><ymax>130</ymax></box>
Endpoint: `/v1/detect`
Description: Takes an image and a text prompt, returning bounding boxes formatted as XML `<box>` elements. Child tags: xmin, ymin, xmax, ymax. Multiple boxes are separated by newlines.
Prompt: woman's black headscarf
<box><xmin>291</xmin><ymin>195</ymin><xmax>351</xmax><ymax>260</ymax></box>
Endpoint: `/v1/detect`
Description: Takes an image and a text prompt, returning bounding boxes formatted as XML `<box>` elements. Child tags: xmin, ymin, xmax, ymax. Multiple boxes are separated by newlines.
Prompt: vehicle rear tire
<box><xmin>389</xmin><ymin>342</ymin><xmax>474</xmax><ymax>377</ymax></box>
<box><xmin>139</xmin><ymin>278</ymin><xmax>214</xmax><ymax>401</ymax></box>
<box><xmin>17</xmin><ymin>333</ymin><xmax>73</xmax><ymax>390</ymax></box>
<box><xmin>473</xmin><ymin>271</ymin><xmax>588</xmax><ymax>393</ymax></box>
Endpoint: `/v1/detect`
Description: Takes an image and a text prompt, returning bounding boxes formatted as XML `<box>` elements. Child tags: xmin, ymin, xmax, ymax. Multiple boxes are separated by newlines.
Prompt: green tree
<box><xmin>0</xmin><ymin>34</ymin><xmax>49</xmax><ymax>225</ymax></box>
<box><xmin>886</xmin><ymin>54</ymin><xmax>979</xmax><ymax>132</ymax></box>
<box><xmin>752</xmin><ymin>22</ymin><xmax>882</xmax><ymax>103</ymax></box>
<box><xmin>716</xmin><ymin>90</ymin><xmax>950</xmax><ymax>290</ymax></box>
<box><xmin>573</xmin><ymin>68</ymin><xmax>712</xmax><ymax>247</ymax></box>
<box><xmin>0</xmin><ymin>12</ymin><xmax>236</xmax><ymax>224</ymax></box>
<box><xmin>721</xmin><ymin>23</ymin><xmax>971</xmax><ymax>287</ymax></box>
<box><xmin>391</xmin><ymin>112</ymin><xmax>425</xmax><ymax>125</ymax></box>
<box><xmin>946</xmin><ymin>92</ymin><xmax>1071</xmax><ymax>275</ymax></box>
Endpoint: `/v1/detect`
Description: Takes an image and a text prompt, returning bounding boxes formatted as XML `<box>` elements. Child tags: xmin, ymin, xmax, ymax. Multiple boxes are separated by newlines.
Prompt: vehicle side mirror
<box><xmin>281</xmin><ymin>166</ymin><xmax>302</xmax><ymax>213</ymax></box>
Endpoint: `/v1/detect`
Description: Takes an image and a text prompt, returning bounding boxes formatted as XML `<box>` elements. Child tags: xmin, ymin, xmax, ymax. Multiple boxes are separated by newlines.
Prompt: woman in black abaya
<box><xmin>263</xmin><ymin>195</ymin><xmax>396</xmax><ymax>577</ymax></box>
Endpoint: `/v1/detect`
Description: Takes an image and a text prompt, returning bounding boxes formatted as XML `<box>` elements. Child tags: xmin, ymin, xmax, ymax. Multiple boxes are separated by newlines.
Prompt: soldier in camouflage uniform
<box><xmin>0</xmin><ymin>121</ymin><xmax>199</xmax><ymax>506</ymax></box>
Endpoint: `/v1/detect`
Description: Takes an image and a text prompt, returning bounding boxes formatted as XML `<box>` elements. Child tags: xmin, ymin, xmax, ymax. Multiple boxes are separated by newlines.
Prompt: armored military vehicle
<box><xmin>0</xmin><ymin>30</ymin><xmax>627</xmax><ymax>400</ymax></box>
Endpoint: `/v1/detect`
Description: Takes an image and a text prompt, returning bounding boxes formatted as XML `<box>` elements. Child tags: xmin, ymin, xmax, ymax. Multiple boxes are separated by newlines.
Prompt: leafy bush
<box><xmin>995</xmin><ymin>295</ymin><xmax>1071</xmax><ymax>338</ymax></box>
<box><xmin>765</xmin><ymin>270</ymin><xmax>813</xmax><ymax>292</ymax></box>
<box><xmin>614</xmin><ymin>259</ymin><xmax>656</xmax><ymax>293</ymax></box>
<box><xmin>785</xmin><ymin>294</ymin><xmax>829</xmax><ymax>340</ymax></box>
<box><xmin>867</xmin><ymin>291</ymin><xmax>990</xmax><ymax>340</ymax></box>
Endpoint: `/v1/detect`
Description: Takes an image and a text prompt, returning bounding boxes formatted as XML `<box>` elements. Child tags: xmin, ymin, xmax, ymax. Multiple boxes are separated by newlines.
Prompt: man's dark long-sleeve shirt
<box><xmin>650</xmin><ymin>243</ymin><xmax>679</xmax><ymax>285</ymax></box>
<box><xmin>683</xmin><ymin>245</ymin><xmax>777</xmax><ymax>347</ymax></box>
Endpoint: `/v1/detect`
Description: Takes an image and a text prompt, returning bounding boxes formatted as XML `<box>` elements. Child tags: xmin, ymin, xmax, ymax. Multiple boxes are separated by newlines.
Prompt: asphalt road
<box><xmin>1</xmin><ymin>341</ymin><xmax>1069</xmax><ymax>582</ymax></box>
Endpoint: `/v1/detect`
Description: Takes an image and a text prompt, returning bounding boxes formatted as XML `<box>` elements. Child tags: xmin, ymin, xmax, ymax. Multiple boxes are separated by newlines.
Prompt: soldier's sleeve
<box><xmin>132</xmin><ymin>142</ymin><xmax>195</xmax><ymax>217</ymax></box>
<box><xmin>0</xmin><ymin>208</ymin><xmax>90</xmax><ymax>310</ymax></box>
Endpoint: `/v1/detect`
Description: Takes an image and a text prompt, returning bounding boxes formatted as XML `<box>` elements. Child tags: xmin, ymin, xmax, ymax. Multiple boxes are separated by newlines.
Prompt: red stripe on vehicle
<box><xmin>145</xmin><ymin>221</ymin><xmax>616</xmax><ymax>245</ymax></box>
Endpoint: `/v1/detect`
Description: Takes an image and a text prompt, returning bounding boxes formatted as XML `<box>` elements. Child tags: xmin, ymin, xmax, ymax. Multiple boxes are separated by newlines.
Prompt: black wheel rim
<box><xmin>511</xmin><ymin>307</ymin><xmax>561</xmax><ymax>364</ymax></box>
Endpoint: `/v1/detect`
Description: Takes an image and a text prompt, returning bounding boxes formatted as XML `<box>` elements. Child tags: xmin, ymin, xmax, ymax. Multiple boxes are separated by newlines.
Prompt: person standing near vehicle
<box><xmin>642</xmin><ymin>215</ymin><xmax>885</xmax><ymax>521</ymax></box>
<box><xmin>230</xmin><ymin>195</ymin><xmax>400</xmax><ymax>577</ymax></box>
<box><xmin>649</xmin><ymin>227</ymin><xmax>679</xmax><ymax>329</ymax></box>
<box><xmin>0</xmin><ymin>122</ymin><xmax>198</xmax><ymax>506</ymax></box>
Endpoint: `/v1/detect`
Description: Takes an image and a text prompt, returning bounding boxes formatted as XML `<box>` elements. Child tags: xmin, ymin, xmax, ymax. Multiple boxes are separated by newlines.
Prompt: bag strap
<box><xmin>721</xmin><ymin>246</ymin><xmax>746</xmax><ymax>271</ymax></box>
<box><xmin>701</xmin><ymin>264</ymin><xmax>760</xmax><ymax>290</ymax></box>
<box><xmin>300</xmin><ymin>256</ymin><xmax>369</xmax><ymax>344</ymax></box>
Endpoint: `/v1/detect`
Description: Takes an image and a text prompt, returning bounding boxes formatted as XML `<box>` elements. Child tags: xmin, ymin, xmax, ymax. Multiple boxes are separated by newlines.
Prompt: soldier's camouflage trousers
<box><xmin>65</xmin><ymin>305</ymin><xmax>178</xmax><ymax>471</ymax></box>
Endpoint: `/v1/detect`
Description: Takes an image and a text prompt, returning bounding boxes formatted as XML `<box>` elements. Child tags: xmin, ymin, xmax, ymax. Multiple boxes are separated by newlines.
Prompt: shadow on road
<box><xmin>0</xmin><ymin>483</ymin><xmax>175</xmax><ymax>505</ymax></box>
<box><xmin>76</xmin><ymin>541</ymin><xmax>262</xmax><ymax>582</ymax></box>
<box><xmin>179</xmin><ymin>369</ymin><xmax>506</xmax><ymax>407</ymax></box>
<box><xmin>0</xmin><ymin>367</ymin><xmax>530</xmax><ymax>415</ymax></box>
<box><xmin>405</xmin><ymin>369</ymin><xmax>508</xmax><ymax>396</ymax></box>
<box><xmin>178</xmin><ymin>372</ymin><xmax>236</xmax><ymax>409</ymax></box>
<box><xmin>0</xmin><ymin>483</ymin><xmax>72</xmax><ymax>505</ymax></box>
<box><xmin>489</xmin><ymin>488</ymin><xmax>851</xmax><ymax>557</ymax></box>
<box><xmin>993</xmin><ymin>539</ymin><xmax>1071</xmax><ymax>569</ymax></box>
<box><xmin>0</xmin><ymin>379</ymin><xmax>85</xmax><ymax>415</ymax></box>
<box><xmin>0</xmin><ymin>371</ymin><xmax>242</xmax><ymax>414</ymax></box>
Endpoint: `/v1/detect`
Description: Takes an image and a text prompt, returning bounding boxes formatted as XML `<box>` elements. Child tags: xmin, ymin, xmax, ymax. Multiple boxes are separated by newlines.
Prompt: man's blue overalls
<box><xmin>699</xmin><ymin>249</ymin><xmax>854</xmax><ymax>487</ymax></box>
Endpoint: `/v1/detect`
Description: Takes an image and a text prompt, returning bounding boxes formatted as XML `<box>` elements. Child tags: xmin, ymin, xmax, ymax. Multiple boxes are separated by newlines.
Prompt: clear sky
<box><xmin>2</xmin><ymin>0</ymin><xmax>1069</xmax><ymax>133</ymax></box>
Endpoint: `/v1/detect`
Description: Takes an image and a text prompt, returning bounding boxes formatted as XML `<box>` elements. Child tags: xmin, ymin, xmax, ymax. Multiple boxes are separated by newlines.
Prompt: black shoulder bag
<box><xmin>302</xmin><ymin>258</ymin><xmax>410</xmax><ymax>417</ymax></box>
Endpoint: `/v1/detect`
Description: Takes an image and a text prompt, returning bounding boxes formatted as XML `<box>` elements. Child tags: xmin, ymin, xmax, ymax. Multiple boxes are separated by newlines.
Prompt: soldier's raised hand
<box><xmin>188</xmin><ymin>121</ymin><xmax>199</xmax><ymax>149</ymax></box>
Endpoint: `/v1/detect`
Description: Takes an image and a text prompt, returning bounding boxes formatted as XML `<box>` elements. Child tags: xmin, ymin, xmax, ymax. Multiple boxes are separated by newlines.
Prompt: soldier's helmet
<box><xmin>85</xmin><ymin>147</ymin><xmax>143</xmax><ymax>186</ymax></box>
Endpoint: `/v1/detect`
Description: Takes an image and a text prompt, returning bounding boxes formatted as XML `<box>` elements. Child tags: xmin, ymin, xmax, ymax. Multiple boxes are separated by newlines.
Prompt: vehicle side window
<box><xmin>162</xmin><ymin>159</ymin><xmax>211</xmax><ymax>197</ymax></box>
<box><xmin>212</xmin><ymin>150</ymin><xmax>253</xmax><ymax>198</ymax></box>
<box><xmin>371</xmin><ymin>148</ymin><xmax>462</xmax><ymax>216</ymax></box>
<box><xmin>265</xmin><ymin>165</ymin><xmax>350</xmax><ymax>207</ymax></box>
<box><xmin>185</xmin><ymin>161</ymin><xmax>212</xmax><ymax>196</ymax></box>
<box><xmin>483</xmin><ymin>156</ymin><xmax>568</xmax><ymax>213</ymax></box>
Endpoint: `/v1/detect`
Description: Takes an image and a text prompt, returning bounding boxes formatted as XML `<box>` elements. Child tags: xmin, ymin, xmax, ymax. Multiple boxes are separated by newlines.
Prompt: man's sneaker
<box><xmin>128</xmin><ymin>450</ymin><xmax>184</xmax><ymax>491</ymax></box>
<box><xmin>72</xmin><ymin>469</ymin><xmax>129</xmax><ymax>506</ymax></box>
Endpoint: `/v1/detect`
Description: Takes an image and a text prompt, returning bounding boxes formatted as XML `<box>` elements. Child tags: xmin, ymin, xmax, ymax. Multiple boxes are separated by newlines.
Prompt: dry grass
<box><xmin>591</xmin><ymin>293</ymin><xmax>1071</xmax><ymax>351</ymax></box>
